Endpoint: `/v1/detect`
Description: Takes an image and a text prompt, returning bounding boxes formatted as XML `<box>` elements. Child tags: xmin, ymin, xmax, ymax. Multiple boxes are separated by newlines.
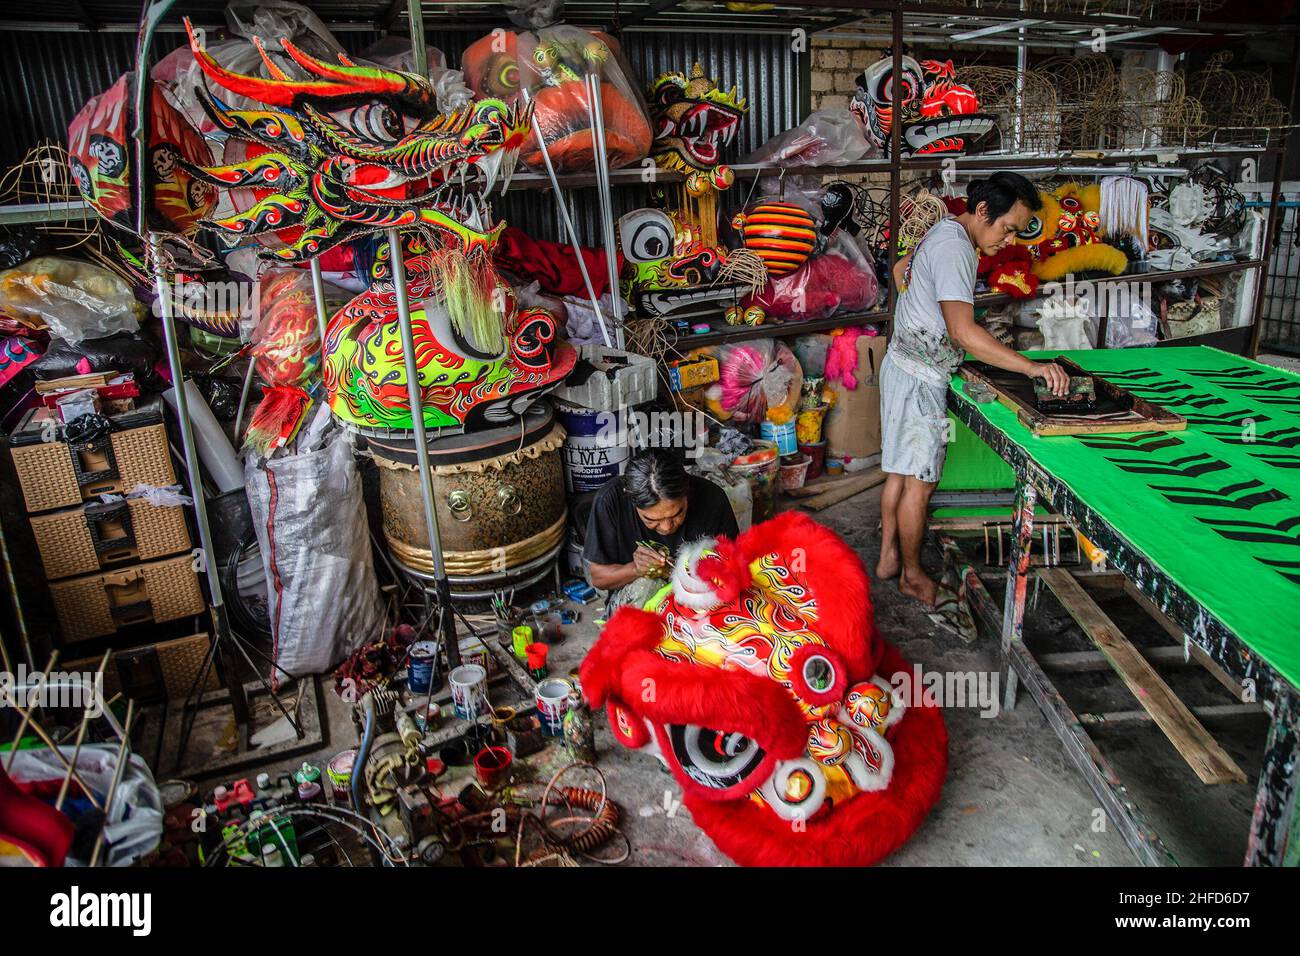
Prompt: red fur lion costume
<box><xmin>580</xmin><ymin>512</ymin><xmax>947</xmax><ymax>866</ymax></box>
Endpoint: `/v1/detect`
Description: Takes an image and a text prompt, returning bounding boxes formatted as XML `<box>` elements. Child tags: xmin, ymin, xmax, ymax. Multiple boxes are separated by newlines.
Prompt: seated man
<box><xmin>584</xmin><ymin>447</ymin><xmax>739</xmax><ymax>611</ymax></box>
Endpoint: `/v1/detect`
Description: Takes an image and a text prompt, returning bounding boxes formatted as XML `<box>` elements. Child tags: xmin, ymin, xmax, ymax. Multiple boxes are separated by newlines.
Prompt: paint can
<box><xmin>555</xmin><ymin>402</ymin><xmax>630</xmax><ymax>494</ymax></box>
<box><xmin>535</xmin><ymin>677</ymin><xmax>574</xmax><ymax>737</ymax></box>
<box><xmin>326</xmin><ymin>750</ymin><xmax>357</xmax><ymax>802</ymax></box>
<box><xmin>474</xmin><ymin>746</ymin><xmax>513</xmax><ymax>789</ymax></box>
<box><xmin>511</xmin><ymin>624</ymin><xmax>533</xmax><ymax>659</ymax></box>
<box><xmin>760</xmin><ymin>419</ymin><xmax>797</xmax><ymax>456</ymax></box>
<box><xmin>407</xmin><ymin>641</ymin><xmax>440</xmax><ymax>695</ymax></box>
<box><xmin>449</xmin><ymin>663</ymin><xmax>488</xmax><ymax>722</ymax></box>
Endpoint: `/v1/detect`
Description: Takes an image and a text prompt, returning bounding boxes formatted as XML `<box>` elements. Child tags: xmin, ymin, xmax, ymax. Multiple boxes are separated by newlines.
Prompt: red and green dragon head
<box><xmin>182</xmin><ymin>20</ymin><xmax>574</xmax><ymax>432</ymax></box>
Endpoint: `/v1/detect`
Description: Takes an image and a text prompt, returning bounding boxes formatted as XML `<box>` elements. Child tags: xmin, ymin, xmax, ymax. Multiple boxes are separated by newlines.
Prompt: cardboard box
<box><xmin>667</xmin><ymin>356</ymin><xmax>720</xmax><ymax>392</ymax></box>
<box><xmin>825</xmin><ymin>334</ymin><xmax>888</xmax><ymax>462</ymax></box>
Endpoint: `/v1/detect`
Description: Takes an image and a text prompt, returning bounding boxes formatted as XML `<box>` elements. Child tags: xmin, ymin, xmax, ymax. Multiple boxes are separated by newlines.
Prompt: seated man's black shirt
<box><xmin>583</xmin><ymin>474</ymin><xmax>740</xmax><ymax>569</ymax></box>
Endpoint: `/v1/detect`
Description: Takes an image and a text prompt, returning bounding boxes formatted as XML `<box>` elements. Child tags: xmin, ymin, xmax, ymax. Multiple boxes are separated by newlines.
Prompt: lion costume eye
<box><xmin>666</xmin><ymin>723</ymin><xmax>767</xmax><ymax>790</ymax></box>
<box><xmin>618</xmin><ymin>209</ymin><xmax>674</xmax><ymax>263</ymax></box>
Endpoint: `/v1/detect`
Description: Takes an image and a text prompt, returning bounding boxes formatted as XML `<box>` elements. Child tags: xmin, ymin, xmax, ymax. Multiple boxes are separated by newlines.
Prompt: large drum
<box><xmin>365</xmin><ymin>405</ymin><xmax>567</xmax><ymax>595</ymax></box>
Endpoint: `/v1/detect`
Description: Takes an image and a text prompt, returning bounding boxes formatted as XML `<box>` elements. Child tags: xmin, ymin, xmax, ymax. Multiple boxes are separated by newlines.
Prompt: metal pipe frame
<box><xmin>385</xmin><ymin>227</ymin><xmax>459</xmax><ymax>670</ymax></box>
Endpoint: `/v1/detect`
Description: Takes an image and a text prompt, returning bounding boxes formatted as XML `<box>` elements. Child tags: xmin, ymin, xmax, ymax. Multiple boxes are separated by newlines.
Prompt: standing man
<box><xmin>877</xmin><ymin>172</ymin><xmax>1068</xmax><ymax>605</ymax></box>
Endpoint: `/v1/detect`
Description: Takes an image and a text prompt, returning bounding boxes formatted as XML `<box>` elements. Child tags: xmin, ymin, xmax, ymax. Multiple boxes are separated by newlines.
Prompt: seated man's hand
<box><xmin>633</xmin><ymin>545</ymin><xmax>669</xmax><ymax>578</ymax></box>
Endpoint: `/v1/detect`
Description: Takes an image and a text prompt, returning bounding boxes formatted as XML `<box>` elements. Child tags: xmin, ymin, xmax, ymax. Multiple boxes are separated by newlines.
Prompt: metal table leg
<box><xmin>1000</xmin><ymin>478</ymin><xmax>1037</xmax><ymax>712</ymax></box>
<box><xmin>1247</xmin><ymin>689</ymin><xmax>1300</xmax><ymax>866</ymax></box>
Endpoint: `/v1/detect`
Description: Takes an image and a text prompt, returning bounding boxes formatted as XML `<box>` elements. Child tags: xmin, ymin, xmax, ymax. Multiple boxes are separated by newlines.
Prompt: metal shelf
<box><xmin>730</xmin><ymin>146</ymin><xmax>1277</xmax><ymax>182</ymax></box>
<box><xmin>973</xmin><ymin>258</ymin><xmax>1266</xmax><ymax>309</ymax></box>
<box><xmin>0</xmin><ymin>200</ymin><xmax>92</xmax><ymax>226</ymax></box>
<box><xmin>632</xmin><ymin>258</ymin><xmax>1264</xmax><ymax>352</ymax></box>
<box><xmin>637</xmin><ymin>307</ymin><xmax>889</xmax><ymax>351</ymax></box>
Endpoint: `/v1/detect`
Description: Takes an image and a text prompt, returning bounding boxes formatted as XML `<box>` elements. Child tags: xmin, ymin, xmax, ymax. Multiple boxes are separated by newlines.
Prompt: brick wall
<box><xmin>809</xmin><ymin>35</ymin><xmax>888</xmax><ymax>113</ymax></box>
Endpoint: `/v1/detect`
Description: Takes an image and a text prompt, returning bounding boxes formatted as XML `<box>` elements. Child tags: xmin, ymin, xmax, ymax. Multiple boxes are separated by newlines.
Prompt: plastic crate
<box><xmin>552</xmin><ymin>345</ymin><xmax>658</xmax><ymax>411</ymax></box>
<box><xmin>29</xmin><ymin>497</ymin><xmax>191</xmax><ymax>580</ymax></box>
<box><xmin>9</xmin><ymin>400</ymin><xmax>175</xmax><ymax>513</ymax></box>
<box><xmin>48</xmin><ymin>553</ymin><xmax>205</xmax><ymax>643</ymax></box>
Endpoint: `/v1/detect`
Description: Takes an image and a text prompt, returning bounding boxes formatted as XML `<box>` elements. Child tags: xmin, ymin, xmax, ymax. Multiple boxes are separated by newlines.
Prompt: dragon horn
<box><xmin>251</xmin><ymin>35</ymin><xmax>290</xmax><ymax>81</ymax></box>
<box><xmin>184</xmin><ymin>18</ymin><xmax>409</xmax><ymax>106</ymax></box>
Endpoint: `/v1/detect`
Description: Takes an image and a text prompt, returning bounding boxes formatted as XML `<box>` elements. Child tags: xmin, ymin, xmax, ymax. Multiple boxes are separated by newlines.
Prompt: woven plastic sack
<box><xmin>245</xmin><ymin>426</ymin><xmax>384</xmax><ymax>687</ymax></box>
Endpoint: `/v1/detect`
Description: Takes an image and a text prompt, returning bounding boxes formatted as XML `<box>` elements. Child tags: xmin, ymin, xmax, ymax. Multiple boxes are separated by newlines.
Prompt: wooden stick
<box><xmin>796</xmin><ymin>468</ymin><xmax>886</xmax><ymax>511</ymax></box>
<box><xmin>89</xmin><ymin>700</ymin><xmax>135</xmax><ymax>868</ymax></box>
<box><xmin>4</xmin><ymin>651</ymin><xmax>58</xmax><ymax>772</ymax></box>
<box><xmin>1039</xmin><ymin>568</ymin><xmax>1246</xmax><ymax>785</ymax></box>
<box><xmin>55</xmin><ymin>651</ymin><xmax>110</xmax><ymax>811</ymax></box>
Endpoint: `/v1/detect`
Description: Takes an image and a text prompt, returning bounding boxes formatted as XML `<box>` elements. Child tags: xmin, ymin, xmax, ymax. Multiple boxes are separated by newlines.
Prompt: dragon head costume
<box><xmin>182</xmin><ymin>20</ymin><xmax>574</xmax><ymax>432</ymax></box>
<box><xmin>649</xmin><ymin>63</ymin><xmax>746</xmax><ymax>195</ymax></box>
<box><xmin>460</xmin><ymin>27</ymin><xmax>652</xmax><ymax>173</ymax></box>
<box><xmin>852</xmin><ymin>56</ymin><xmax>994</xmax><ymax>156</ymax></box>
<box><xmin>581</xmin><ymin>512</ymin><xmax>948</xmax><ymax>866</ymax></box>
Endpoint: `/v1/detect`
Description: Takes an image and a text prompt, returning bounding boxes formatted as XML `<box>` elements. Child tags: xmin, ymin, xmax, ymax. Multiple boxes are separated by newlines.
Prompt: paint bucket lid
<box><xmin>536</xmin><ymin>677</ymin><xmax>573</xmax><ymax>700</ymax></box>
<box><xmin>450</xmin><ymin>663</ymin><xmax>487</xmax><ymax>684</ymax></box>
<box><xmin>410</xmin><ymin>640</ymin><xmax>439</xmax><ymax>660</ymax></box>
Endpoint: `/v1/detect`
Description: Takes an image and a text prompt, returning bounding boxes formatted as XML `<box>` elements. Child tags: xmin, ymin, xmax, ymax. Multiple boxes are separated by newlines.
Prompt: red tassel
<box><xmin>243</xmin><ymin>385</ymin><xmax>312</xmax><ymax>456</ymax></box>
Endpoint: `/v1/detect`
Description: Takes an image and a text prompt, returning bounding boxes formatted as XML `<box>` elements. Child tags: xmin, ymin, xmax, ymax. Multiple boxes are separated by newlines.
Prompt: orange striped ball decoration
<box><xmin>733</xmin><ymin>201</ymin><xmax>817</xmax><ymax>277</ymax></box>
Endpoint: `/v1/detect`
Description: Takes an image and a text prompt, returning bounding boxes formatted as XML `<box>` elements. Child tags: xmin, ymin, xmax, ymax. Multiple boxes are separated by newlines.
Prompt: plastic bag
<box><xmin>745</xmin><ymin>230</ymin><xmax>880</xmax><ymax>321</ymax></box>
<box><xmin>358</xmin><ymin>36</ymin><xmax>473</xmax><ymax>113</ymax></box>
<box><xmin>245</xmin><ymin>426</ymin><xmax>385</xmax><ymax>688</ymax></box>
<box><xmin>155</xmin><ymin>0</ymin><xmax>346</xmax><ymax>135</ymax></box>
<box><xmin>242</xmin><ymin>269</ymin><xmax>322</xmax><ymax>455</ymax></box>
<box><xmin>792</xmin><ymin>333</ymin><xmax>833</xmax><ymax>378</ymax></box>
<box><xmin>0</xmin><ymin>257</ymin><xmax>141</xmax><ymax>343</ymax></box>
<box><xmin>250</xmin><ymin>270</ymin><xmax>320</xmax><ymax>387</ymax></box>
<box><xmin>742</xmin><ymin>107</ymin><xmax>876</xmax><ymax>167</ymax></box>
<box><xmin>30</xmin><ymin>331</ymin><xmax>160</xmax><ymax>385</ymax></box>
<box><xmin>7</xmin><ymin>744</ymin><xmax>162</xmax><ymax>867</ymax></box>
<box><xmin>461</xmin><ymin>24</ymin><xmax>652</xmax><ymax>172</ymax></box>
<box><xmin>704</xmin><ymin>339</ymin><xmax>802</xmax><ymax>424</ymax></box>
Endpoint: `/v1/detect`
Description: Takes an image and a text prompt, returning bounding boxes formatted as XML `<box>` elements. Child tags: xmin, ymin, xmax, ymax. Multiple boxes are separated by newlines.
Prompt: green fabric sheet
<box><xmin>949</xmin><ymin>346</ymin><xmax>1300</xmax><ymax>690</ymax></box>
<box><xmin>939</xmin><ymin>416</ymin><xmax>1017</xmax><ymax>491</ymax></box>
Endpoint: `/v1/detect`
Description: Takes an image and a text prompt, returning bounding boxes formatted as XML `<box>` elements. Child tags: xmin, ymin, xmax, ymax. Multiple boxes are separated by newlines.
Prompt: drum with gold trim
<box><xmin>364</xmin><ymin>405</ymin><xmax>567</xmax><ymax>596</ymax></box>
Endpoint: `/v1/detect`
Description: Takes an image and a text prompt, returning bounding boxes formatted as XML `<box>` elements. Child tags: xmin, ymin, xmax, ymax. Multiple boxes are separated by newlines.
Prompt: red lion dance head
<box><xmin>580</xmin><ymin>512</ymin><xmax>947</xmax><ymax>866</ymax></box>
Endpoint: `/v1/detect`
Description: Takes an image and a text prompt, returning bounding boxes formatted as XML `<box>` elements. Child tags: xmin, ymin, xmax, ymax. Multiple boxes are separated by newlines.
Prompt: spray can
<box><xmin>294</xmin><ymin>762</ymin><xmax>323</xmax><ymax>803</ymax></box>
<box><xmin>562</xmin><ymin>692</ymin><xmax>595</xmax><ymax>763</ymax></box>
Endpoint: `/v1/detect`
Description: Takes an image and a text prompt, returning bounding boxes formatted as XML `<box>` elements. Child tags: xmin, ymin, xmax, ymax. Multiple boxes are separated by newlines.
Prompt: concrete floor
<box><xmin>191</xmin><ymin>482</ymin><xmax>1266</xmax><ymax>867</ymax></box>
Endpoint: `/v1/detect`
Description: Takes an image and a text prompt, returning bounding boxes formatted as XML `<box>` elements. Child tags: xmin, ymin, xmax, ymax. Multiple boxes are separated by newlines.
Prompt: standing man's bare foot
<box><xmin>898</xmin><ymin>570</ymin><xmax>940</xmax><ymax>607</ymax></box>
<box><xmin>875</xmin><ymin>550</ymin><xmax>901</xmax><ymax>580</ymax></box>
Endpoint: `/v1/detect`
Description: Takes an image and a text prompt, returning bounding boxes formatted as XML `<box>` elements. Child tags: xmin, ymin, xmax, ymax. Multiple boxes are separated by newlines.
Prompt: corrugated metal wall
<box><xmin>0</xmin><ymin>24</ymin><xmax>804</xmax><ymax>245</ymax></box>
<box><xmin>0</xmin><ymin>30</ymin><xmax>144</xmax><ymax>168</ymax></box>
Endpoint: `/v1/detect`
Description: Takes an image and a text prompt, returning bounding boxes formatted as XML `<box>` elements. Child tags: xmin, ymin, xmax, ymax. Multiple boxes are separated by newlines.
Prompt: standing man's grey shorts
<box><xmin>879</xmin><ymin>350</ymin><xmax>951</xmax><ymax>484</ymax></box>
